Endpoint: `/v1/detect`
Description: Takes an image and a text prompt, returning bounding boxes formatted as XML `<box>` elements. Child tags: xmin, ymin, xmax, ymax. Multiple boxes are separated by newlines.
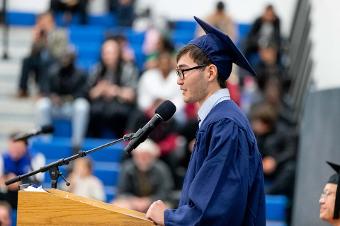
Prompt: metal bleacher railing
<box><xmin>287</xmin><ymin>0</ymin><xmax>313</xmax><ymax>123</ymax></box>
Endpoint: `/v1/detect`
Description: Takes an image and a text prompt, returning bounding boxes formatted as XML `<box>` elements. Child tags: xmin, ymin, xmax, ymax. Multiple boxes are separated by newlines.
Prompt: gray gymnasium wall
<box><xmin>293</xmin><ymin>88</ymin><xmax>340</xmax><ymax>226</ymax></box>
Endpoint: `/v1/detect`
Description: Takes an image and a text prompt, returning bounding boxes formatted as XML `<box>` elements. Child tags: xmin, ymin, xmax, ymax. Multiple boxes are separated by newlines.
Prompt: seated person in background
<box><xmin>138</xmin><ymin>51</ymin><xmax>185</xmax><ymax>124</ymax></box>
<box><xmin>87</xmin><ymin>37</ymin><xmax>139</xmax><ymax>138</ymax></box>
<box><xmin>250</xmin><ymin>102</ymin><xmax>296</xmax><ymax>197</ymax></box>
<box><xmin>116</xmin><ymin>0</ymin><xmax>136</xmax><ymax>27</ymax></box>
<box><xmin>0</xmin><ymin>132</ymin><xmax>45</xmax><ymax>208</ymax></box>
<box><xmin>63</xmin><ymin>158</ymin><xmax>105</xmax><ymax>201</ymax></box>
<box><xmin>36</xmin><ymin>47</ymin><xmax>90</xmax><ymax>153</ymax></box>
<box><xmin>113</xmin><ymin>139</ymin><xmax>173</xmax><ymax>213</ymax></box>
<box><xmin>143</xmin><ymin>34</ymin><xmax>175</xmax><ymax>70</ymax></box>
<box><xmin>50</xmin><ymin>0</ymin><xmax>89</xmax><ymax>25</ymax></box>
<box><xmin>244</xmin><ymin>4</ymin><xmax>281</xmax><ymax>61</ymax></box>
<box><xmin>254</xmin><ymin>43</ymin><xmax>291</xmax><ymax>94</ymax></box>
<box><xmin>320</xmin><ymin>162</ymin><xmax>340</xmax><ymax>225</ymax></box>
<box><xmin>197</xmin><ymin>1</ymin><xmax>237</xmax><ymax>41</ymax></box>
<box><xmin>17</xmin><ymin>11</ymin><xmax>68</xmax><ymax>98</ymax></box>
<box><xmin>0</xmin><ymin>201</ymin><xmax>11</xmax><ymax>226</ymax></box>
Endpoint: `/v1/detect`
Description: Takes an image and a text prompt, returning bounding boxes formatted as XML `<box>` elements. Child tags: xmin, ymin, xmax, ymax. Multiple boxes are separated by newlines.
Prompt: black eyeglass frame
<box><xmin>176</xmin><ymin>65</ymin><xmax>207</xmax><ymax>79</ymax></box>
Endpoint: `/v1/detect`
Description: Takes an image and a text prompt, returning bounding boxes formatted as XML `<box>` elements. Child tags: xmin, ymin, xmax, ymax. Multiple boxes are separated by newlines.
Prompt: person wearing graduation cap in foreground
<box><xmin>320</xmin><ymin>162</ymin><xmax>340</xmax><ymax>225</ymax></box>
<box><xmin>145</xmin><ymin>16</ymin><xmax>266</xmax><ymax>226</ymax></box>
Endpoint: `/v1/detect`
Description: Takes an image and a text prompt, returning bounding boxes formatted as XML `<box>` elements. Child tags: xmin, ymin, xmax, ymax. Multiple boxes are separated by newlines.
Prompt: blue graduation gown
<box><xmin>165</xmin><ymin>100</ymin><xmax>266</xmax><ymax>226</ymax></box>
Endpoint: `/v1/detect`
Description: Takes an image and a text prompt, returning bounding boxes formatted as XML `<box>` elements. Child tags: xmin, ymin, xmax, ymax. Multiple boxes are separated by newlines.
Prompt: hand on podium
<box><xmin>146</xmin><ymin>200</ymin><xmax>167</xmax><ymax>226</ymax></box>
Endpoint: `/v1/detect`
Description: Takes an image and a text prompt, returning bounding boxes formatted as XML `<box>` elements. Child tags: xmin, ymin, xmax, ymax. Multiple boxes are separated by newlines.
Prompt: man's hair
<box><xmin>177</xmin><ymin>44</ymin><xmax>226</xmax><ymax>88</ymax></box>
<box><xmin>216</xmin><ymin>1</ymin><xmax>225</xmax><ymax>11</ymax></box>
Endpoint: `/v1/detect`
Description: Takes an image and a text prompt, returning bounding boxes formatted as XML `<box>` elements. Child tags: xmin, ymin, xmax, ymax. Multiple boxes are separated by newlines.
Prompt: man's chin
<box><xmin>319</xmin><ymin>212</ymin><xmax>328</xmax><ymax>221</ymax></box>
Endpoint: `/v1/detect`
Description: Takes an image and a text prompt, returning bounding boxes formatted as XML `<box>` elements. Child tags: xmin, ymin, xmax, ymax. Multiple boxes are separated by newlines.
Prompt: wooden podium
<box><xmin>17</xmin><ymin>189</ymin><xmax>154</xmax><ymax>225</ymax></box>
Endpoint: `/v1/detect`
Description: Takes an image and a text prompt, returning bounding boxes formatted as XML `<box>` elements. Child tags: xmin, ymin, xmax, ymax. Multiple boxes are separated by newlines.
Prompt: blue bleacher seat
<box><xmin>105</xmin><ymin>186</ymin><xmax>116</xmax><ymax>202</ymax></box>
<box><xmin>6</xmin><ymin>12</ymin><xmax>36</xmax><ymax>26</ymax></box>
<box><xmin>132</xmin><ymin>45</ymin><xmax>146</xmax><ymax>72</ymax></box>
<box><xmin>266</xmin><ymin>195</ymin><xmax>288</xmax><ymax>221</ymax></box>
<box><xmin>94</xmin><ymin>168</ymin><xmax>119</xmax><ymax>187</ymax></box>
<box><xmin>74</xmin><ymin>42</ymin><xmax>101</xmax><ymax>57</ymax></box>
<box><xmin>88</xmin><ymin>14</ymin><xmax>116</xmax><ymax>27</ymax></box>
<box><xmin>238</xmin><ymin>23</ymin><xmax>252</xmax><ymax>41</ymax></box>
<box><xmin>11</xmin><ymin>209</ymin><xmax>17</xmax><ymax>226</ymax></box>
<box><xmin>69</xmin><ymin>25</ymin><xmax>105</xmax><ymax>43</ymax></box>
<box><xmin>30</xmin><ymin>137</ymin><xmax>72</xmax><ymax>159</ymax></box>
<box><xmin>52</xmin><ymin>118</ymin><xmax>72</xmax><ymax>138</ymax></box>
<box><xmin>171</xmin><ymin>30</ymin><xmax>195</xmax><ymax>49</ymax></box>
<box><xmin>125</xmin><ymin>30</ymin><xmax>145</xmax><ymax>45</ymax></box>
<box><xmin>174</xmin><ymin>20</ymin><xmax>197</xmax><ymax>32</ymax></box>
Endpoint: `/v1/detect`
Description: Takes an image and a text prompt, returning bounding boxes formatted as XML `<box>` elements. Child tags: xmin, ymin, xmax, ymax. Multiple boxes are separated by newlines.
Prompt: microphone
<box><xmin>13</xmin><ymin>125</ymin><xmax>54</xmax><ymax>141</ymax></box>
<box><xmin>124</xmin><ymin>100</ymin><xmax>176</xmax><ymax>154</ymax></box>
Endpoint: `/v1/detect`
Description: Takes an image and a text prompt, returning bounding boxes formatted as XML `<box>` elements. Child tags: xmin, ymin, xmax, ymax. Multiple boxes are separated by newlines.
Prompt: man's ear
<box><xmin>207</xmin><ymin>64</ymin><xmax>218</xmax><ymax>81</ymax></box>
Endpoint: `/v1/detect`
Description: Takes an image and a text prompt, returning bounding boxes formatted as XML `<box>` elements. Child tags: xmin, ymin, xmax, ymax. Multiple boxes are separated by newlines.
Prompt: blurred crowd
<box><xmin>0</xmin><ymin>1</ymin><xmax>298</xmax><ymax>225</ymax></box>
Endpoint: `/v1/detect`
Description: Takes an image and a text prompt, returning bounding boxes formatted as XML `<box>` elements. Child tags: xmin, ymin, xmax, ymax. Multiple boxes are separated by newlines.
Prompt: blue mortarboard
<box><xmin>327</xmin><ymin>161</ymin><xmax>340</xmax><ymax>219</ymax></box>
<box><xmin>189</xmin><ymin>16</ymin><xmax>256</xmax><ymax>80</ymax></box>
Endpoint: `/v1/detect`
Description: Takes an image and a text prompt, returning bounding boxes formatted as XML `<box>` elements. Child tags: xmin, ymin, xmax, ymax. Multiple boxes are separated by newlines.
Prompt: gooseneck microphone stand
<box><xmin>5</xmin><ymin>133</ymin><xmax>134</xmax><ymax>189</ymax></box>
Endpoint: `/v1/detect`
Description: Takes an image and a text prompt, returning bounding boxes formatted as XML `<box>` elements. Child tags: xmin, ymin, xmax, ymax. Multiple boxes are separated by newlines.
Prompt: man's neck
<box><xmin>198</xmin><ymin>86</ymin><xmax>221</xmax><ymax>107</ymax></box>
<box><xmin>330</xmin><ymin>219</ymin><xmax>340</xmax><ymax>226</ymax></box>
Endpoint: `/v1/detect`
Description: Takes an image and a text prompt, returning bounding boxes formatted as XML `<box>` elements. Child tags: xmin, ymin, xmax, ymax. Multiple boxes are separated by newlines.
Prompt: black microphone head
<box><xmin>41</xmin><ymin>125</ymin><xmax>54</xmax><ymax>134</ymax></box>
<box><xmin>155</xmin><ymin>100</ymin><xmax>176</xmax><ymax>121</ymax></box>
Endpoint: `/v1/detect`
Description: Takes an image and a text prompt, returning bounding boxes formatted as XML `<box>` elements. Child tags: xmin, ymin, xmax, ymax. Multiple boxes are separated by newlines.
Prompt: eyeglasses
<box><xmin>176</xmin><ymin>65</ymin><xmax>207</xmax><ymax>80</ymax></box>
<box><xmin>320</xmin><ymin>191</ymin><xmax>335</xmax><ymax>200</ymax></box>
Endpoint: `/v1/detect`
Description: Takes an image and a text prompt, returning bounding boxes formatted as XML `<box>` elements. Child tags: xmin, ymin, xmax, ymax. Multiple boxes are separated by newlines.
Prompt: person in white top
<box><xmin>137</xmin><ymin>51</ymin><xmax>185</xmax><ymax>124</ymax></box>
<box><xmin>64</xmin><ymin>158</ymin><xmax>105</xmax><ymax>202</ymax></box>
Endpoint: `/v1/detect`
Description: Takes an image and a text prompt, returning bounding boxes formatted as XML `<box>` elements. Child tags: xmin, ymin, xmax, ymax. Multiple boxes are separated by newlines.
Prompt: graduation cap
<box><xmin>327</xmin><ymin>161</ymin><xmax>340</xmax><ymax>219</ymax></box>
<box><xmin>188</xmin><ymin>16</ymin><xmax>256</xmax><ymax>80</ymax></box>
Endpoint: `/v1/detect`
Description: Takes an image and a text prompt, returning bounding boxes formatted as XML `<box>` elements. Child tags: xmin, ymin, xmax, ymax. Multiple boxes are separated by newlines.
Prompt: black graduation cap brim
<box><xmin>327</xmin><ymin>161</ymin><xmax>340</xmax><ymax>219</ymax></box>
<box><xmin>190</xmin><ymin>16</ymin><xmax>256</xmax><ymax>79</ymax></box>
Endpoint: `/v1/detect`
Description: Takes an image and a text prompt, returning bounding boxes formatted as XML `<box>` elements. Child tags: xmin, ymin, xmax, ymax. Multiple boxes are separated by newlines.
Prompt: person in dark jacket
<box><xmin>36</xmin><ymin>47</ymin><xmax>89</xmax><ymax>152</ymax></box>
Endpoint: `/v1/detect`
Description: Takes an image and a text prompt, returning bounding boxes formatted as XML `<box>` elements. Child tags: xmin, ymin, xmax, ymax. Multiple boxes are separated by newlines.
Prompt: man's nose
<box><xmin>177</xmin><ymin>77</ymin><xmax>184</xmax><ymax>85</ymax></box>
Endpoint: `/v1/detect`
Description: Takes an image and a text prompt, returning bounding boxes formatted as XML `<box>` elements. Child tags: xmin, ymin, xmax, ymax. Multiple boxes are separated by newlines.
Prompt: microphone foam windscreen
<box><xmin>41</xmin><ymin>125</ymin><xmax>54</xmax><ymax>134</ymax></box>
<box><xmin>155</xmin><ymin>100</ymin><xmax>176</xmax><ymax>121</ymax></box>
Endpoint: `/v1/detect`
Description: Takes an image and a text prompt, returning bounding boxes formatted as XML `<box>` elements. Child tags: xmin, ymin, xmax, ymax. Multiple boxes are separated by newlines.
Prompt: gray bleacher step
<box><xmin>0</xmin><ymin>27</ymin><xmax>33</xmax><ymax>43</ymax></box>
<box><xmin>0</xmin><ymin>118</ymin><xmax>35</xmax><ymax>131</ymax></box>
<box><xmin>0</xmin><ymin>47</ymin><xmax>31</xmax><ymax>61</ymax></box>
<box><xmin>0</xmin><ymin>98</ymin><xmax>36</xmax><ymax>114</ymax></box>
<box><xmin>0</xmin><ymin>81</ymin><xmax>18</xmax><ymax>97</ymax></box>
<box><xmin>0</xmin><ymin>59</ymin><xmax>21</xmax><ymax>75</ymax></box>
<box><xmin>0</xmin><ymin>26</ymin><xmax>35</xmax><ymax>151</ymax></box>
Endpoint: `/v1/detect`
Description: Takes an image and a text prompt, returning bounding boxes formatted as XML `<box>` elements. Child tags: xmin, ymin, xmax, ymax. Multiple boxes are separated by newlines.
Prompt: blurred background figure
<box><xmin>197</xmin><ymin>1</ymin><xmax>237</xmax><ymax>41</ymax></box>
<box><xmin>0</xmin><ymin>132</ymin><xmax>45</xmax><ymax>208</ymax></box>
<box><xmin>108</xmin><ymin>0</ymin><xmax>136</xmax><ymax>27</ymax></box>
<box><xmin>250</xmin><ymin>103</ymin><xmax>296</xmax><ymax>197</ymax></box>
<box><xmin>320</xmin><ymin>162</ymin><xmax>340</xmax><ymax>226</ymax></box>
<box><xmin>35</xmin><ymin>46</ymin><xmax>89</xmax><ymax>153</ymax></box>
<box><xmin>113</xmin><ymin>139</ymin><xmax>173</xmax><ymax>212</ymax></box>
<box><xmin>50</xmin><ymin>0</ymin><xmax>89</xmax><ymax>25</ymax></box>
<box><xmin>63</xmin><ymin>158</ymin><xmax>105</xmax><ymax>201</ymax></box>
<box><xmin>143</xmin><ymin>33</ymin><xmax>175</xmax><ymax>70</ymax></box>
<box><xmin>17</xmin><ymin>11</ymin><xmax>68</xmax><ymax>98</ymax></box>
<box><xmin>244</xmin><ymin>4</ymin><xmax>281</xmax><ymax>64</ymax></box>
<box><xmin>86</xmin><ymin>37</ymin><xmax>139</xmax><ymax>138</ymax></box>
<box><xmin>137</xmin><ymin>51</ymin><xmax>184</xmax><ymax>124</ymax></box>
<box><xmin>0</xmin><ymin>201</ymin><xmax>11</xmax><ymax>226</ymax></box>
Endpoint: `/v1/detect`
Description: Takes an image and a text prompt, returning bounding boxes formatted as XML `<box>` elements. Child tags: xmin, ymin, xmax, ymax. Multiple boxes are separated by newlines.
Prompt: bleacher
<box><xmin>4</xmin><ymin>10</ymin><xmax>288</xmax><ymax>226</ymax></box>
